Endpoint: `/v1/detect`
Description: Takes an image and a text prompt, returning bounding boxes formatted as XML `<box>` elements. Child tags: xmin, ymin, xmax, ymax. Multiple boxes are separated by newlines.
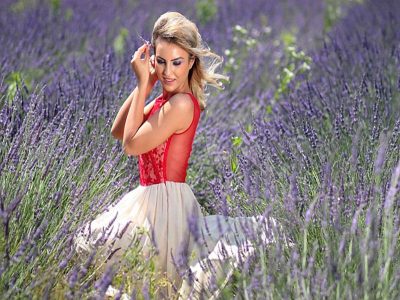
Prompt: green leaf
<box><xmin>113</xmin><ymin>27</ymin><xmax>129</xmax><ymax>56</ymax></box>
<box><xmin>230</xmin><ymin>153</ymin><xmax>238</xmax><ymax>173</ymax></box>
<box><xmin>231</xmin><ymin>136</ymin><xmax>243</xmax><ymax>147</ymax></box>
<box><xmin>280</xmin><ymin>30</ymin><xmax>296</xmax><ymax>47</ymax></box>
<box><xmin>245</xmin><ymin>123</ymin><xmax>253</xmax><ymax>133</ymax></box>
<box><xmin>50</xmin><ymin>0</ymin><xmax>60</xmax><ymax>13</ymax></box>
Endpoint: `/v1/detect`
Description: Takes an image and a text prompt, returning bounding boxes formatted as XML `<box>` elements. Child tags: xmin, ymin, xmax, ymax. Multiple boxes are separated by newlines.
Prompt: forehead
<box><xmin>155</xmin><ymin>38</ymin><xmax>189</xmax><ymax>58</ymax></box>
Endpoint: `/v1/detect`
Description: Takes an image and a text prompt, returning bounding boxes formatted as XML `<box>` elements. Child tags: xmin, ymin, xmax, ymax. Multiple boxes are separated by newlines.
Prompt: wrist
<box><xmin>145</xmin><ymin>79</ymin><xmax>157</xmax><ymax>94</ymax></box>
<box><xmin>137</xmin><ymin>81</ymin><xmax>148</xmax><ymax>91</ymax></box>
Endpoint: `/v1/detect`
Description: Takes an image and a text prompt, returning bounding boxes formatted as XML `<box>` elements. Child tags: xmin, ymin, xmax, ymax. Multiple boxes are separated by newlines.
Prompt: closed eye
<box><xmin>156</xmin><ymin>58</ymin><xmax>183</xmax><ymax>66</ymax></box>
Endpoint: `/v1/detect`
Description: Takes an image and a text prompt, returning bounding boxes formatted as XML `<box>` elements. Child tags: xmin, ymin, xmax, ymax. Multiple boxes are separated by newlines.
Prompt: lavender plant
<box><xmin>214</xmin><ymin>0</ymin><xmax>400</xmax><ymax>297</ymax></box>
<box><xmin>0</xmin><ymin>0</ymin><xmax>376</xmax><ymax>298</ymax></box>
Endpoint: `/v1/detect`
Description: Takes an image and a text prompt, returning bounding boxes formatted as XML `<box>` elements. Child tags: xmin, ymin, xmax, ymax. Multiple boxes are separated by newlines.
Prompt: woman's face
<box><xmin>154</xmin><ymin>38</ymin><xmax>195</xmax><ymax>94</ymax></box>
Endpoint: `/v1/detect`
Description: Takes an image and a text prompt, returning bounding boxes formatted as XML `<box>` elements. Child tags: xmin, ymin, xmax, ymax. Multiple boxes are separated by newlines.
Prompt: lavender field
<box><xmin>1</xmin><ymin>0</ymin><xmax>399</xmax><ymax>298</ymax></box>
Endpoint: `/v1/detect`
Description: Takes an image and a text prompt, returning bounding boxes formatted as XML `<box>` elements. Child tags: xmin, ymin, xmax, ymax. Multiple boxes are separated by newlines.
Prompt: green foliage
<box><xmin>231</xmin><ymin>136</ymin><xmax>243</xmax><ymax>148</ymax></box>
<box><xmin>280</xmin><ymin>30</ymin><xmax>297</xmax><ymax>48</ymax></box>
<box><xmin>195</xmin><ymin>0</ymin><xmax>218</xmax><ymax>25</ymax></box>
<box><xmin>108</xmin><ymin>228</ymin><xmax>163</xmax><ymax>298</ymax></box>
<box><xmin>273</xmin><ymin>31</ymin><xmax>312</xmax><ymax>103</ymax></box>
<box><xmin>5</xmin><ymin>72</ymin><xmax>25</xmax><ymax>106</ymax></box>
<box><xmin>230</xmin><ymin>133</ymin><xmax>247</xmax><ymax>174</ymax></box>
<box><xmin>49</xmin><ymin>0</ymin><xmax>60</xmax><ymax>13</ymax></box>
<box><xmin>10</xmin><ymin>0</ymin><xmax>61</xmax><ymax>13</ymax></box>
<box><xmin>4</xmin><ymin>69</ymin><xmax>44</xmax><ymax>106</ymax></box>
<box><xmin>113</xmin><ymin>27</ymin><xmax>130</xmax><ymax>57</ymax></box>
<box><xmin>224</xmin><ymin>25</ymin><xmax>259</xmax><ymax>75</ymax></box>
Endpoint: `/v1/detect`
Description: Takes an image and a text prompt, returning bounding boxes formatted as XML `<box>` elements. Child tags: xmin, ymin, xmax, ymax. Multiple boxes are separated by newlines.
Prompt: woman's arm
<box><xmin>122</xmin><ymin>82</ymin><xmax>147</xmax><ymax>150</ymax></box>
<box><xmin>111</xmin><ymin>46</ymin><xmax>158</xmax><ymax>141</ymax></box>
<box><xmin>117</xmin><ymin>43</ymin><xmax>195</xmax><ymax>156</ymax></box>
<box><xmin>110</xmin><ymin>83</ymin><xmax>155</xmax><ymax>141</ymax></box>
<box><xmin>123</xmin><ymin>93</ymin><xmax>194</xmax><ymax>156</ymax></box>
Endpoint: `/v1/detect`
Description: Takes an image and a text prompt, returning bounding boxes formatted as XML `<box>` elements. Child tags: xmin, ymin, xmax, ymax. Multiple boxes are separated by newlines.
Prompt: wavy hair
<box><xmin>151</xmin><ymin>11</ymin><xmax>228</xmax><ymax>111</ymax></box>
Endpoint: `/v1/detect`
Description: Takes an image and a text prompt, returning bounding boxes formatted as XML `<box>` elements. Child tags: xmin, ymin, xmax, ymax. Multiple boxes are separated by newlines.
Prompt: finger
<box><xmin>138</xmin><ymin>43</ymin><xmax>147</xmax><ymax>51</ymax></box>
<box><xmin>132</xmin><ymin>44</ymin><xmax>147</xmax><ymax>59</ymax></box>
<box><xmin>144</xmin><ymin>45</ymin><xmax>150</xmax><ymax>60</ymax></box>
<box><xmin>138</xmin><ymin>45</ymin><xmax>149</xmax><ymax>61</ymax></box>
<box><xmin>131</xmin><ymin>44</ymin><xmax>150</xmax><ymax>62</ymax></box>
<box><xmin>131</xmin><ymin>50</ymin><xmax>139</xmax><ymax>61</ymax></box>
<box><xmin>132</xmin><ymin>49</ymin><xmax>145</xmax><ymax>61</ymax></box>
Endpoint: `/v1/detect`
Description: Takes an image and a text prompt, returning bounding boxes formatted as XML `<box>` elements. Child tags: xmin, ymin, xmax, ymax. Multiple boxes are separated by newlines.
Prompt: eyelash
<box><xmin>156</xmin><ymin>60</ymin><xmax>182</xmax><ymax>66</ymax></box>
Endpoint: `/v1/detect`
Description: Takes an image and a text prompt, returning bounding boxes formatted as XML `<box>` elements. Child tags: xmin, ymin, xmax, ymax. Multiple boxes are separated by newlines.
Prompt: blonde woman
<box><xmin>74</xmin><ymin>11</ymin><xmax>284</xmax><ymax>299</ymax></box>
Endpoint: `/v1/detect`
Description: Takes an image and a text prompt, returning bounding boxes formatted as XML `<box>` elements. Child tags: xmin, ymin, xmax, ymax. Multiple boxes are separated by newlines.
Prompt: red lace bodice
<box><xmin>138</xmin><ymin>92</ymin><xmax>201</xmax><ymax>186</ymax></box>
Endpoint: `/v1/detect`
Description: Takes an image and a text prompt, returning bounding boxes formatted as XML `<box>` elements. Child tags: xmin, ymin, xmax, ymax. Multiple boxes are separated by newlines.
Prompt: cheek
<box><xmin>176</xmin><ymin>66</ymin><xmax>189</xmax><ymax>77</ymax></box>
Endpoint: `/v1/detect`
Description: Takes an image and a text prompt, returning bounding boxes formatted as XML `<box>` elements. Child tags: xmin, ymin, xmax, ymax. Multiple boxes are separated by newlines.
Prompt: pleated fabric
<box><xmin>73</xmin><ymin>181</ymin><xmax>285</xmax><ymax>299</ymax></box>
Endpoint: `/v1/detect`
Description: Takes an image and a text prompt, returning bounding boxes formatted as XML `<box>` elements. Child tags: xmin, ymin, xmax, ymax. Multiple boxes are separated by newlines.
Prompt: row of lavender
<box><xmin>0</xmin><ymin>0</ymin><xmax>381</xmax><ymax>298</ymax></box>
<box><xmin>0</xmin><ymin>0</ymin><xmax>330</xmax><ymax>208</ymax></box>
<box><xmin>212</xmin><ymin>0</ymin><xmax>399</xmax><ymax>298</ymax></box>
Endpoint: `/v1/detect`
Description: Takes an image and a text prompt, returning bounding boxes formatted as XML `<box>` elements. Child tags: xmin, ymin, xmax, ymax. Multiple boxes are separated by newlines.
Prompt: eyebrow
<box><xmin>156</xmin><ymin>56</ymin><xmax>184</xmax><ymax>61</ymax></box>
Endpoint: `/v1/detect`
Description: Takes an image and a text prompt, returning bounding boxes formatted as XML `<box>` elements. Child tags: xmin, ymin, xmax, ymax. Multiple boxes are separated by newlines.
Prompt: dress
<box><xmin>73</xmin><ymin>92</ymin><xmax>288</xmax><ymax>299</ymax></box>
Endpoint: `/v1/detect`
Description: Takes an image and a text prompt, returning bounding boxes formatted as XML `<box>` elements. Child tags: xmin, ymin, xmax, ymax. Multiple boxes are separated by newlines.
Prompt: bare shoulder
<box><xmin>168</xmin><ymin>93</ymin><xmax>194</xmax><ymax>113</ymax></box>
<box><xmin>165</xmin><ymin>93</ymin><xmax>194</xmax><ymax>133</ymax></box>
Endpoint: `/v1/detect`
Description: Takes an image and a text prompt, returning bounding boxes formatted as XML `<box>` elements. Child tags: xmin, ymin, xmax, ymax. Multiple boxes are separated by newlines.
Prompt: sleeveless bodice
<box><xmin>138</xmin><ymin>92</ymin><xmax>200</xmax><ymax>186</ymax></box>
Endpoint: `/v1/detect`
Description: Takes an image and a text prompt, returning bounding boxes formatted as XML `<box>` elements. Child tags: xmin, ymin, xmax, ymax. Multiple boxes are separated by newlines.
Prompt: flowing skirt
<box><xmin>73</xmin><ymin>181</ymin><xmax>287</xmax><ymax>299</ymax></box>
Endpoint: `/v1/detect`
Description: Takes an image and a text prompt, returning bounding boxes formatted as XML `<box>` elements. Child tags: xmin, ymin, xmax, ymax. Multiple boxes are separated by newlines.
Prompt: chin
<box><xmin>162</xmin><ymin>85</ymin><xmax>176</xmax><ymax>92</ymax></box>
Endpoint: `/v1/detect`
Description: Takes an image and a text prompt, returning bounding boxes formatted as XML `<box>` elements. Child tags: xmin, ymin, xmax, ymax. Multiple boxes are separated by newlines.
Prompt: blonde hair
<box><xmin>151</xmin><ymin>11</ymin><xmax>228</xmax><ymax>111</ymax></box>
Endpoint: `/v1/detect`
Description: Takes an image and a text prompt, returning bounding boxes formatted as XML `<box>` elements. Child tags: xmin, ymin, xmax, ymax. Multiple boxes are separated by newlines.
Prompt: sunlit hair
<box><xmin>151</xmin><ymin>11</ymin><xmax>229</xmax><ymax>111</ymax></box>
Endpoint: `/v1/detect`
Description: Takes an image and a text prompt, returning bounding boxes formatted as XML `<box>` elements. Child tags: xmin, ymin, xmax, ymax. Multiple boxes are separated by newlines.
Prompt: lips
<box><xmin>163</xmin><ymin>78</ymin><xmax>175</xmax><ymax>84</ymax></box>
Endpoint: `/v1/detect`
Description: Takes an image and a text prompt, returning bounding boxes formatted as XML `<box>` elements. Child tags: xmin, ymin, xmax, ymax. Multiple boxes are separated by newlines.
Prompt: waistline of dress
<box><xmin>139</xmin><ymin>180</ymin><xmax>190</xmax><ymax>188</ymax></box>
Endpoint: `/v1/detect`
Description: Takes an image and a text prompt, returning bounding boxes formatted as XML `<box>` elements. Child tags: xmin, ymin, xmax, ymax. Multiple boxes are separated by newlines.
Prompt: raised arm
<box><xmin>123</xmin><ymin>93</ymin><xmax>194</xmax><ymax>156</ymax></box>
<box><xmin>121</xmin><ymin>43</ymin><xmax>195</xmax><ymax>156</ymax></box>
<box><xmin>111</xmin><ymin>45</ymin><xmax>158</xmax><ymax>141</ymax></box>
<box><xmin>110</xmin><ymin>85</ymin><xmax>156</xmax><ymax>141</ymax></box>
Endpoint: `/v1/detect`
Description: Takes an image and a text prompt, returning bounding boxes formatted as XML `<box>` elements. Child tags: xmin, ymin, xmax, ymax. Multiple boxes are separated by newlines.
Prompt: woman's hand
<box><xmin>131</xmin><ymin>43</ymin><xmax>151</xmax><ymax>87</ymax></box>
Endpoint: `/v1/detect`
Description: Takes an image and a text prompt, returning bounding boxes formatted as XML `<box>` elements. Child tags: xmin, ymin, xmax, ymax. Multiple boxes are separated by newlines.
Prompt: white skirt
<box><xmin>73</xmin><ymin>181</ymin><xmax>286</xmax><ymax>299</ymax></box>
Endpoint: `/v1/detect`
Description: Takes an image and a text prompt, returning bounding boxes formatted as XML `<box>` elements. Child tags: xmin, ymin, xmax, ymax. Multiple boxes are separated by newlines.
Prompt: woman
<box><xmin>74</xmin><ymin>11</ymin><xmax>287</xmax><ymax>299</ymax></box>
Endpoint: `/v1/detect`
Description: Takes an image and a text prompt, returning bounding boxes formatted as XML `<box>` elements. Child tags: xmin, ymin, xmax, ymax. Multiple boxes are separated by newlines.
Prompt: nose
<box><xmin>163</xmin><ymin>63</ymin><xmax>172</xmax><ymax>76</ymax></box>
